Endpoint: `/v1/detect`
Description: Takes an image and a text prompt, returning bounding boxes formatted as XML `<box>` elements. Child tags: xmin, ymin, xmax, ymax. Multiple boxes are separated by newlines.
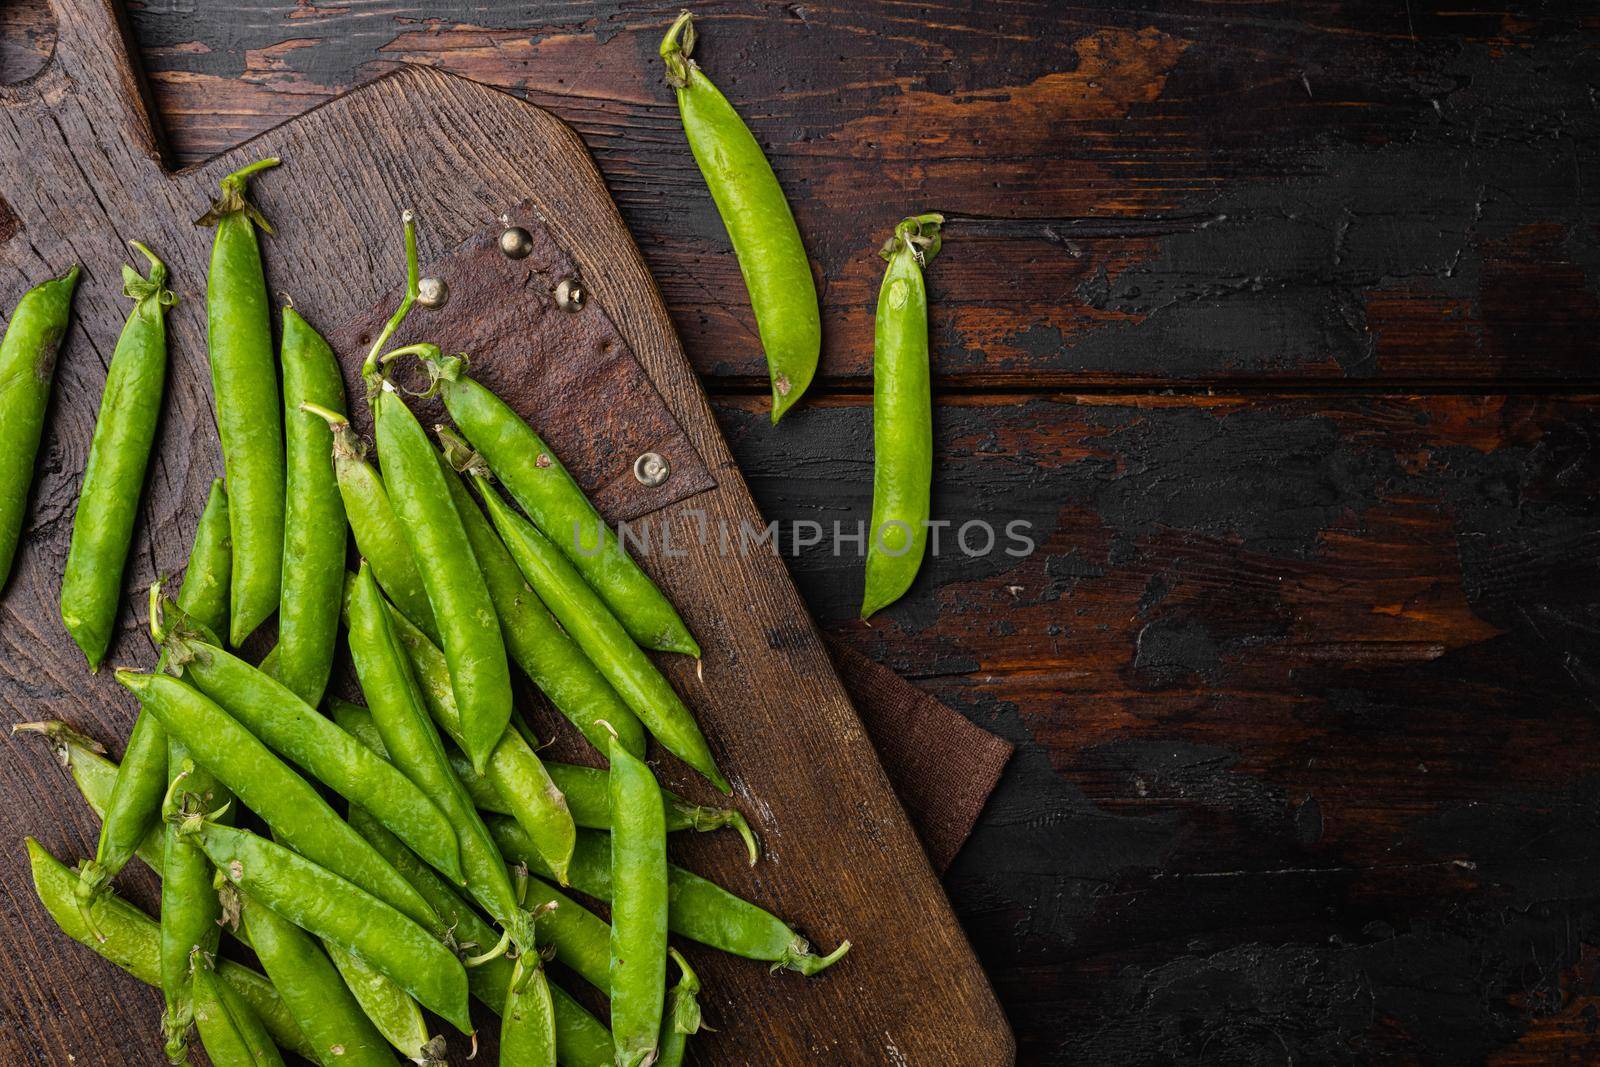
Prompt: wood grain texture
<box><xmin>121</xmin><ymin>0</ymin><xmax>1600</xmax><ymax>388</ymax></box>
<box><xmin>0</xmin><ymin>2</ymin><xmax>1009</xmax><ymax>1063</ymax></box>
<box><xmin>714</xmin><ymin>389</ymin><xmax>1600</xmax><ymax>1064</ymax></box>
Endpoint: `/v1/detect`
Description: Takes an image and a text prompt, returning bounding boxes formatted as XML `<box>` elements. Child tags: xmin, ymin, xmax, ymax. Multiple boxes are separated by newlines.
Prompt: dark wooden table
<box><xmin>6</xmin><ymin>2</ymin><xmax>1598</xmax><ymax>1063</ymax></box>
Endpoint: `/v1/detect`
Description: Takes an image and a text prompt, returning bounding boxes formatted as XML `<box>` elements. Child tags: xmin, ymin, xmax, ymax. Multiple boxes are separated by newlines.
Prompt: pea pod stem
<box><xmin>656</xmin><ymin>947</ymin><xmax>706</xmax><ymax>1067</ymax></box>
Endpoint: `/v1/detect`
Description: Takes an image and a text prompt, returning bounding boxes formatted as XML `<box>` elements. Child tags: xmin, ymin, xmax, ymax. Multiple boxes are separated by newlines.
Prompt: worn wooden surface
<box><xmin>0</xmin><ymin>1</ymin><xmax>1010</xmax><ymax>1064</ymax></box>
<box><xmin>5</xmin><ymin>1</ymin><xmax>1599</xmax><ymax>1063</ymax></box>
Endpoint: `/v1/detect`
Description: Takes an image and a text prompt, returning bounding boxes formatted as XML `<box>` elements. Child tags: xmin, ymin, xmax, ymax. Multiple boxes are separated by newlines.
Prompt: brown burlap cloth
<box><xmin>823</xmin><ymin>638</ymin><xmax>1012</xmax><ymax>873</ymax></box>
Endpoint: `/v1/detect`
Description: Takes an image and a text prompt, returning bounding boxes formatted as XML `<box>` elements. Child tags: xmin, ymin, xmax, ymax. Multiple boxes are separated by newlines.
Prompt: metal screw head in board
<box><xmin>417</xmin><ymin>277</ymin><xmax>449</xmax><ymax>308</ymax></box>
<box><xmin>554</xmin><ymin>277</ymin><xmax>587</xmax><ymax>312</ymax></box>
<box><xmin>633</xmin><ymin>452</ymin><xmax>670</xmax><ymax>487</ymax></box>
<box><xmin>499</xmin><ymin>226</ymin><xmax>534</xmax><ymax>259</ymax></box>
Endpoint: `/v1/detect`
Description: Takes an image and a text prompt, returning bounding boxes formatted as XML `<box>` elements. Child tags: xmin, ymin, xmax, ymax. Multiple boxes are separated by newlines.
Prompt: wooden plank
<box><xmin>0</xmin><ymin>2</ymin><xmax>1009</xmax><ymax>1062</ymax></box>
<box><xmin>711</xmin><ymin>390</ymin><xmax>1600</xmax><ymax>1064</ymax></box>
<box><xmin>118</xmin><ymin>1</ymin><xmax>1600</xmax><ymax>386</ymax></box>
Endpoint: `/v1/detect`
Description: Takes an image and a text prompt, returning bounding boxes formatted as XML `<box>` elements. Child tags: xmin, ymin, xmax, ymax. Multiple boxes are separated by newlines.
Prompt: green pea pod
<box><xmin>179</xmin><ymin>479</ymin><xmax>233</xmax><ymax>638</ymax></box>
<box><xmin>302</xmin><ymin>404</ymin><xmax>438</xmax><ymax>643</ymax></box>
<box><xmin>75</xmin><ymin>700</ymin><xmax>167</xmax><ymax>912</ymax></box>
<box><xmin>234</xmin><ymin>889</ymin><xmax>397</xmax><ymax>1067</ymax></box>
<box><xmin>116</xmin><ymin>669</ymin><xmax>440</xmax><ymax>931</ymax></box>
<box><xmin>660</xmin><ymin>11</ymin><xmax>818</xmax><ymax>423</ymax></box>
<box><xmin>502</xmin><ymin>952</ymin><xmax>557</xmax><ymax>1067</ymax></box>
<box><xmin>199</xmin><ymin>158</ymin><xmax>285</xmax><ymax>645</ymax></box>
<box><xmin>26</xmin><ymin>838</ymin><xmax>317</xmax><ymax>1060</ymax></box>
<box><xmin>657</xmin><ymin>948</ymin><xmax>705</xmax><ymax>1067</ymax></box>
<box><xmin>12</xmin><ymin>720</ymin><xmax>165</xmax><ymax>873</ymax></box>
<box><xmin>158</xmin><ymin>625</ymin><xmax>464</xmax><ymax>884</ymax></box>
<box><xmin>370</xmin><ymin>579</ymin><xmax>575</xmax><ymax>885</ymax></box>
<box><xmin>185</xmin><ymin>819</ymin><xmax>472</xmax><ymax>1034</ymax></box>
<box><xmin>0</xmin><ymin>265</ymin><xmax>79</xmax><ymax>584</ymax></box>
<box><xmin>421</xmin><ymin>365</ymin><xmax>698</xmax><ymax>657</ymax></box>
<box><xmin>448</xmin><ymin>749</ymin><xmax>758</xmax><ymax>864</ymax></box>
<box><xmin>371</xmin><ymin>382</ymin><xmax>511</xmax><ymax>774</ymax></box>
<box><xmin>340</xmin><ymin>790</ymin><xmax>611</xmax><ymax>1067</ymax></box>
<box><xmin>191</xmin><ymin>946</ymin><xmax>288</xmax><ymax>1067</ymax></box>
<box><xmin>344</xmin><ymin>563</ymin><xmax>526</xmax><ymax>949</ymax></box>
<box><xmin>60</xmin><ymin>243</ymin><xmax>174</xmax><ymax>669</ymax></box>
<box><xmin>435</xmin><ymin>433</ymin><xmax>646</xmax><ymax>757</ymax></box>
<box><xmin>160</xmin><ymin>748</ymin><xmax>232</xmax><ymax>1063</ymax></box>
<box><xmin>471</xmin><ymin>474</ymin><xmax>729</xmax><ymax>793</ymax></box>
<box><xmin>608</xmin><ymin>730</ymin><xmax>668</xmax><ymax>1067</ymax></box>
<box><xmin>493</xmin><ymin>822</ymin><xmax>849</xmax><ymax>975</ymax></box>
<box><xmin>272</xmin><ymin>308</ymin><xmax>348</xmax><ymax>705</ymax></box>
<box><xmin>335</xmin><ymin>705</ymin><xmax>612</xmax><ymax>996</ymax></box>
<box><xmin>862</xmin><ymin>214</ymin><xmax>943</xmax><ymax>618</ymax></box>
<box><xmin>323</xmin><ymin>941</ymin><xmax>441</xmax><ymax>1065</ymax></box>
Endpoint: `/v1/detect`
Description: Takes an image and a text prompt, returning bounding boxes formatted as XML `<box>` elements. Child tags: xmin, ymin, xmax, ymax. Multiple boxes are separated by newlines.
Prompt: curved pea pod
<box><xmin>371</xmin><ymin>382</ymin><xmax>511</xmax><ymax>774</ymax></box>
<box><xmin>657</xmin><ymin>948</ymin><xmax>705</xmax><ymax>1067</ymax></box>
<box><xmin>493</xmin><ymin>823</ymin><xmax>850</xmax><ymax>976</ymax></box>
<box><xmin>449</xmin><ymin>749</ymin><xmax>758</xmax><ymax>865</ymax></box>
<box><xmin>373</xmin><ymin>582</ymin><xmax>575</xmax><ymax>885</ymax></box>
<box><xmin>302</xmin><ymin>404</ymin><xmax>438</xmax><ymax>643</ymax></box>
<box><xmin>60</xmin><ymin>244</ymin><xmax>174</xmax><ymax>670</ymax></box>
<box><xmin>344</xmin><ymin>563</ymin><xmax>526</xmax><ymax>950</ymax></box>
<box><xmin>608</xmin><ymin>731</ymin><xmax>668</xmax><ymax>1067</ymax></box>
<box><xmin>862</xmin><ymin>214</ymin><xmax>943</xmax><ymax>619</ymax></box>
<box><xmin>0</xmin><ymin>265</ymin><xmax>79</xmax><ymax>585</ymax></box>
<box><xmin>435</xmin><ymin>435</ymin><xmax>647</xmax><ymax>757</ymax></box>
<box><xmin>473</xmin><ymin>474</ymin><xmax>729</xmax><ymax>794</ymax></box>
<box><xmin>185</xmin><ymin>820</ymin><xmax>472</xmax><ymax>1034</ymax></box>
<box><xmin>323</xmin><ymin>941</ymin><xmax>440</xmax><ymax>1065</ymax></box>
<box><xmin>660</xmin><ymin>11</ymin><xmax>818</xmax><ymax>423</ymax></box>
<box><xmin>425</xmin><ymin>367</ymin><xmax>698</xmax><ymax>656</ymax></box>
<box><xmin>191</xmin><ymin>946</ymin><xmax>288</xmax><ymax>1066</ymax></box>
<box><xmin>199</xmin><ymin>158</ymin><xmax>285</xmax><ymax>645</ymax></box>
<box><xmin>117</xmin><ymin>669</ymin><xmax>441</xmax><ymax>931</ymax></box>
<box><xmin>25</xmin><ymin>838</ymin><xmax>317</xmax><ymax>1060</ymax></box>
<box><xmin>233</xmin><ymin>887</ymin><xmax>397</xmax><ymax>1067</ymax></box>
<box><xmin>160</xmin><ymin>626</ymin><xmax>464</xmax><ymax>883</ymax></box>
<box><xmin>272</xmin><ymin>308</ymin><xmax>348</xmax><ymax>705</ymax></box>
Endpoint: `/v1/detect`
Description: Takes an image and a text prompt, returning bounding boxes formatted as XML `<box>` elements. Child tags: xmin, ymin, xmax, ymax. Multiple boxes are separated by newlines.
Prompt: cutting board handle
<box><xmin>0</xmin><ymin>0</ymin><xmax>164</xmax><ymax>168</ymax></box>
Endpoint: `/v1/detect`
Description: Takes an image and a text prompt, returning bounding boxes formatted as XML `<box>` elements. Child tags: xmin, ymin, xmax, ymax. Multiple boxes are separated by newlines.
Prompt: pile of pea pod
<box><xmin>0</xmin><ymin>10</ymin><xmax>970</xmax><ymax>1063</ymax></box>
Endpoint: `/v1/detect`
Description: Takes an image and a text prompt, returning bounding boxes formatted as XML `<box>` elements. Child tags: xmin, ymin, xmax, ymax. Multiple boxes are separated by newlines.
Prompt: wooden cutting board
<box><xmin>0</xmin><ymin>2</ymin><xmax>1012</xmax><ymax>1063</ymax></box>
